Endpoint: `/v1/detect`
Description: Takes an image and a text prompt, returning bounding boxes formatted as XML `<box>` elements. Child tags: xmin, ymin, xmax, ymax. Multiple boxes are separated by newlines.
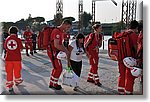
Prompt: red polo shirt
<box><xmin>87</xmin><ymin>33</ymin><xmax>102</xmax><ymax>55</ymax></box>
<box><xmin>4</xmin><ymin>34</ymin><xmax>23</xmax><ymax>61</ymax></box>
<box><xmin>24</xmin><ymin>31</ymin><xmax>33</xmax><ymax>41</ymax></box>
<box><xmin>50</xmin><ymin>28</ymin><xmax>64</xmax><ymax>51</ymax></box>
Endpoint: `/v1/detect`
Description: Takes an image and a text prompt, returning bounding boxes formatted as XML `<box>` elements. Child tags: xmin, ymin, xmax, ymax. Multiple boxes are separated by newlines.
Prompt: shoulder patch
<box><xmin>56</xmin><ymin>34</ymin><xmax>60</xmax><ymax>39</ymax></box>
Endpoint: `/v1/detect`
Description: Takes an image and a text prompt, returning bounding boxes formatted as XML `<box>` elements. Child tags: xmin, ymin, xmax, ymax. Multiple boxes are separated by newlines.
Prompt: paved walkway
<box><xmin>0</xmin><ymin>50</ymin><xmax>142</xmax><ymax>95</ymax></box>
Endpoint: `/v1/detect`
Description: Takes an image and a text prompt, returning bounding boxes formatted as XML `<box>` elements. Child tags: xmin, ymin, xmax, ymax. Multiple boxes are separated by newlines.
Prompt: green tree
<box><xmin>32</xmin><ymin>17</ymin><xmax>45</xmax><ymax>23</ymax></box>
<box><xmin>2</xmin><ymin>22</ymin><xmax>15</xmax><ymax>32</ymax></box>
<box><xmin>31</xmin><ymin>17</ymin><xmax>46</xmax><ymax>31</ymax></box>
<box><xmin>26</xmin><ymin>17</ymin><xmax>33</xmax><ymax>27</ymax></box>
<box><xmin>32</xmin><ymin>21</ymin><xmax>46</xmax><ymax>32</ymax></box>
<box><xmin>1</xmin><ymin>15</ymin><xmax>46</xmax><ymax>33</ymax></box>
<box><xmin>15</xmin><ymin>19</ymin><xmax>27</xmax><ymax>30</ymax></box>
<box><xmin>112</xmin><ymin>21</ymin><xmax>126</xmax><ymax>33</ymax></box>
<box><xmin>54</xmin><ymin>13</ymin><xmax>63</xmax><ymax>26</ymax></box>
<box><xmin>81</xmin><ymin>12</ymin><xmax>92</xmax><ymax>30</ymax></box>
<box><xmin>62</xmin><ymin>17</ymin><xmax>75</xmax><ymax>22</ymax></box>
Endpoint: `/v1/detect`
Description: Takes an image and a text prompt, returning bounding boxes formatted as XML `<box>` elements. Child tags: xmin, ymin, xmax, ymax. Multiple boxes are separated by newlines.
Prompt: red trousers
<box><xmin>25</xmin><ymin>41</ymin><xmax>33</xmax><ymax>54</ymax></box>
<box><xmin>87</xmin><ymin>53</ymin><xmax>100</xmax><ymax>83</ymax></box>
<box><xmin>5</xmin><ymin>61</ymin><xmax>22</xmax><ymax>88</ymax></box>
<box><xmin>47</xmin><ymin>50</ymin><xmax>62</xmax><ymax>87</ymax></box>
<box><xmin>118</xmin><ymin>61</ymin><xmax>136</xmax><ymax>94</ymax></box>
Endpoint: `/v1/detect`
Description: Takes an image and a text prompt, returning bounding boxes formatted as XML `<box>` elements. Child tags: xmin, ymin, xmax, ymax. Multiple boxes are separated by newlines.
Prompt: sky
<box><xmin>0</xmin><ymin>0</ymin><xmax>143</xmax><ymax>23</ymax></box>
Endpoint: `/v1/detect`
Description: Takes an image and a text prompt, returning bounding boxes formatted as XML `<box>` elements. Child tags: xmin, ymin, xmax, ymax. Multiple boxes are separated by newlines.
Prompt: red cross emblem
<box><xmin>7</xmin><ymin>40</ymin><xmax>17</xmax><ymax>50</ymax></box>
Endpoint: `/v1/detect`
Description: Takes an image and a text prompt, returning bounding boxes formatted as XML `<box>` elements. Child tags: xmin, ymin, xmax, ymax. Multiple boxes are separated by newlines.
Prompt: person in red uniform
<box><xmin>4</xmin><ymin>26</ymin><xmax>23</xmax><ymax>93</ymax></box>
<box><xmin>24</xmin><ymin>26</ymin><xmax>33</xmax><ymax>56</ymax></box>
<box><xmin>137</xmin><ymin>22</ymin><xmax>143</xmax><ymax>69</ymax></box>
<box><xmin>47</xmin><ymin>19</ymin><xmax>72</xmax><ymax>90</ymax></box>
<box><xmin>84</xmin><ymin>24</ymin><xmax>103</xmax><ymax>87</ymax></box>
<box><xmin>117</xmin><ymin>20</ymin><xmax>139</xmax><ymax>95</ymax></box>
<box><xmin>137</xmin><ymin>22</ymin><xmax>143</xmax><ymax>92</ymax></box>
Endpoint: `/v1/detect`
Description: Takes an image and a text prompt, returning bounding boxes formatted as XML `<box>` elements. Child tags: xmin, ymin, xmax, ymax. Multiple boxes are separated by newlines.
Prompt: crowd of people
<box><xmin>1</xmin><ymin>19</ymin><xmax>143</xmax><ymax>95</ymax></box>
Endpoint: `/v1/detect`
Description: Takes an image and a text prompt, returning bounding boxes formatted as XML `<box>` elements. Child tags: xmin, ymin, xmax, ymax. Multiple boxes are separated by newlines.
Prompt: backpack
<box><xmin>37</xmin><ymin>31</ymin><xmax>43</xmax><ymax>49</ymax></box>
<box><xmin>108</xmin><ymin>31</ymin><xmax>134</xmax><ymax>61</ymax></box>
<box><xmin>108</xmin><ymin>37</ymin><xmax>118</xmax><ymax>61</ymax></box>
<box><xmin>37</xmin><ymin>26</ymin><xmax>55</xmax><ymax>50</ymax></box>
<box><xmin>84</xmin><ymin>33</ymin><xmax>95</xmax><ymax>51</ymax></box>
<box><xmin>136</xmin><ymin>33</ymin><xmax>143</xmax><ymax>68</ymax></box>
<box><xmin>42</xmin><ymin>26</ymin><xmax>55</xmax><ymax>49</ymax></box>
<box><xmin>41</xmin><ymin>26</ymin><xmax>60</xmax><ymax>68</ymax></box>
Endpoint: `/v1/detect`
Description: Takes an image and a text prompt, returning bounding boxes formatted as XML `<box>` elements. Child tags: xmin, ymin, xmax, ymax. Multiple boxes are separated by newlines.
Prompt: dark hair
<box><xmin>8</xmin><ymin>26</ymin><xmax>18</xmax><ymax>34</ymax></box>
<box><xmin>26</xmin><ymin>26</ymin><xmax>30</xmax><ymax>29</ymax></box>
<box><xmin>76</xmin><ymin>33</ymin><xmax>85</xmax><ymax>39</ymax></box>
<box><xmin>75</xmin><ymin>33</ymin><xmax>85</xmax><ymax>52</ymax></box>
<box><xmin>129</xmin><ymin>20</ymin><xmax>139</xmax><ymax>29</ymax></box>
<box><xmin>138</xmin><ymin>22</ymin><xmax>143</xmax><ymax>32</ymax></box>
<box><xmin>92</xmin><ymin>24</ymin><xmax>102</xmax><ymax>31</ymax></box>
<box><xmin>62</xmin><ymin>19</ymin><xmax>72</xmax><ymax>25</ymax></box>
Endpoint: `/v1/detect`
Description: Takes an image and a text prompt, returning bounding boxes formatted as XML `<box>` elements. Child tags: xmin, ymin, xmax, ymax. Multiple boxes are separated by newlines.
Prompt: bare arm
<box><xmin>67</xmin><ymin>45</ymin><xmax>73</xmax><ymax>67</ymax></box>
<box><xmin>84</xmin><ymin>38</ymin><xmax>92</xmax><ymax>49</ymax></box>
<box><xmin>84</xmin><ymin>39</ymin><xmax>92</xmax><ymax>58</ymax></box>
<box><xmin>68</xmin><ymin>45</ymin><xmax>73</xmax><ymax>59</ymax></box>
<box><xmin>54</xmin><ymin>39</ymin><xmax>68</xmax><ymax>53</ymax></box>
<box><xmin>99</xmin><ymin>36</ymin><xmax>103</xmax><ymax>48</ymax></box>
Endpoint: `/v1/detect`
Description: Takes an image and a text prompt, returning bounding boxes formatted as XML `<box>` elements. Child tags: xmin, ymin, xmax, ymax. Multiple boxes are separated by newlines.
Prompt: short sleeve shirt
<box><xmin>69</xmin><ymin>40</ymin><xmax>84</xmax><ymax>62</ymax></box>
<box><xmin>49</xmin><ymin>28</ymin><xmax>64</xmax><ymax>51</ymax></box>
<box><xmin>24</xmin><ymin>31</ymin><xmax>33</xmax><ymax>41</ymax></box>
<box><xmin>87</xmin><ymin>33</ymin><xmax>103</xmax><ymax>53</ymax></box>
<box><xmin>51</xmin><ymin>28</ymin><xmax>63</xmax><ymax>45</ymax></box>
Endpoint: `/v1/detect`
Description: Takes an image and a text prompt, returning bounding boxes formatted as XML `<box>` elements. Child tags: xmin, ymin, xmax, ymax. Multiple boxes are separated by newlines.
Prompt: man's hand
<box><xmin>93</xmin><ymin>47</ymin><xmax>99</xmax><ymax>53</ymax></box>
<box><xmin>65</xmin><ymin>49</ymin><xmax>70</xmax><ymax>58</ymax></box>
<box><xmin>86</xmin><ymin>52</ymin><xmax>91</xmax><ymax>59</ymax></box>
<box><xmin>136</xmin><ymin>59</ymin><xmax>142</xmax><ymax>67</ymax></box>
<box><xmin>67</xmin><ymin>61</ymin><xmax>71</xmax><ymax>67</ymax></box>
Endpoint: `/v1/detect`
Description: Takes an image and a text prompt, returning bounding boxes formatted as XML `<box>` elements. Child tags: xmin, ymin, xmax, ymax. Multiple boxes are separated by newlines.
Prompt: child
<box><xmin>68</xmin><ymin>33</ymin><xmax>85</xmax><ymax>90</ymax></box>
<box><xmin>4</xmin><ymin>26</ymin><xmax>23</xmax><ymax>93</ymax></box>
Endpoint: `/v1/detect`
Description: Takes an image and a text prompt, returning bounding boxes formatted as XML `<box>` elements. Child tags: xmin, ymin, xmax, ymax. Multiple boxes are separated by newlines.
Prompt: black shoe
<box><xmin>73</xmin><ymin>86</ymin><xmax>79</xmax><ymax>91</ymax></box>
<box><xmin>87</xmin><ymin>80</ymin><xmax>95</xmax><ymax>83</ymax></box>
<box><xmin>95</xmin><ymin>82</ymin><xmax>102</xmax><ymax>87</ymax></box>
<box><xmin>9</xmin><ymin>88</ymin><xmax>15</xmax><ymax>94</ymax></box>
<box><xmin>49</xmin><ymin>85</ymin><xmax>62</xmax><ymax>90</ymax></box>
<box><xmin>34</xmin><ymin>51</ymin><xmax>37</xmax><ymax>53</ymax></box>
<box><xmin>26</xmin><ymin>53</ymin><xmax>29</xmax><ymax>56</ymax></box>
<box><xmin>30</xmin><ymin>52</ymin><xmax>33</xmax><ymax>56</ymax></box>
<box><xmin>126</xmin><ymin>93</ymin><xmax>133</xmax><ymax>95</ymax></box>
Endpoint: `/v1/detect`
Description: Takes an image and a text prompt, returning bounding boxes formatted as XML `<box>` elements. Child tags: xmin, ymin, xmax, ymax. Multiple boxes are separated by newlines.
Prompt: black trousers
<box><xmin>70</xmin><ymin>60</ymin><xmax>82</xmax><ymax>77</ymax></box>
<box><xmin>33</xmin><ymin>41</ymin><xmax>36</xmax><ymax>51</ymax></box>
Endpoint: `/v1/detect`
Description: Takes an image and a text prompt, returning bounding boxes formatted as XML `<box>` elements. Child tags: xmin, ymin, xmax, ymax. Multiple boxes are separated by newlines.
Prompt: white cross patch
<box><xmin>7</xmin><ymin>40</ymin><xmax>17</xmax><ymax>50</ymax></box>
